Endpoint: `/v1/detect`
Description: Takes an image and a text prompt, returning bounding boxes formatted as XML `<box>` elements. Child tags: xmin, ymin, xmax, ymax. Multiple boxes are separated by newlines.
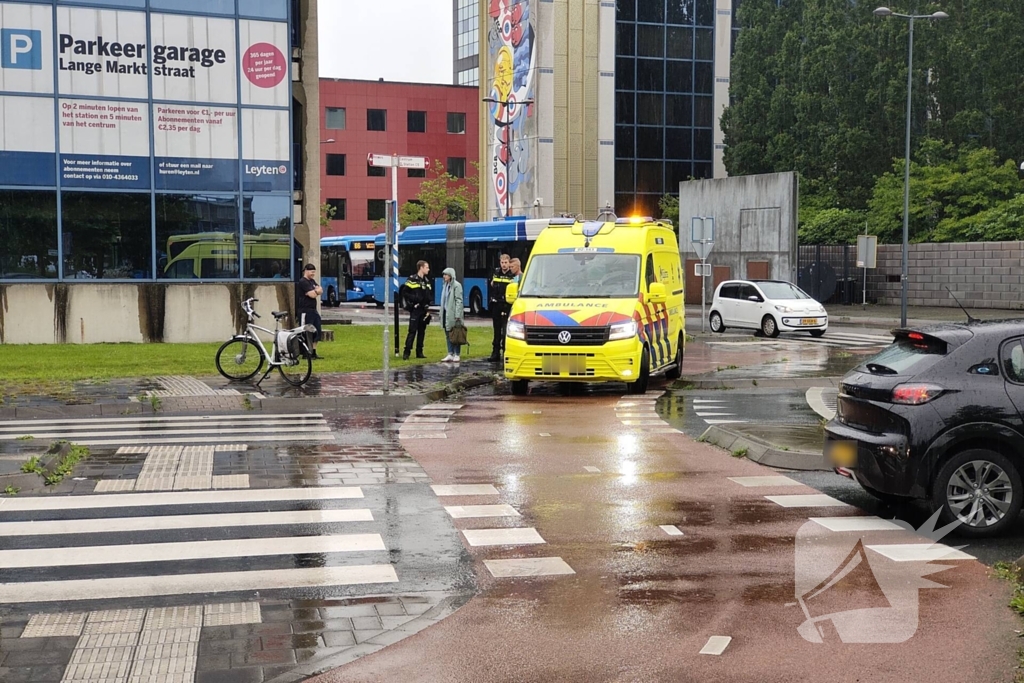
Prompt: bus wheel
<box><xmin>327</xmin><ymin>287</ymin><xmax>340</xmax><ymax>307</ymax></box>
<box><xmin>469</xmin><ymin>289</ymin><xmax>484</xmax><ymax>317</ymax></box>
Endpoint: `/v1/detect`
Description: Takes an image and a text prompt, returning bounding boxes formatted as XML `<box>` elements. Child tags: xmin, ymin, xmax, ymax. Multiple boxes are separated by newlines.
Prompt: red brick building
<box><xmin>319</xmin><ymin>79</ymin><xmax>480</xmax><ymax>237</ymax></box>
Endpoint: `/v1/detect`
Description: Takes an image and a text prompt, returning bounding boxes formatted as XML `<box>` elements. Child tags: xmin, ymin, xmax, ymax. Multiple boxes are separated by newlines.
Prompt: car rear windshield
<box><xmin>857</xmin><ymin>334</ymin><xmax>948</xmax><ymax>376</ymax></box>
<box><xmin>756</xmin><ymin>282</ymin><xmax>810</xmax><ymax>300</ymax></box>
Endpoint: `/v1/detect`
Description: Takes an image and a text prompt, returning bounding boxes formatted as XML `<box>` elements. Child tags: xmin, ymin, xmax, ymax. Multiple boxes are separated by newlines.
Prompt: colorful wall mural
<box><xmin>487</xmin><ymin>0</ymin><xmax>536</xmax><ymax>218</ymax></box>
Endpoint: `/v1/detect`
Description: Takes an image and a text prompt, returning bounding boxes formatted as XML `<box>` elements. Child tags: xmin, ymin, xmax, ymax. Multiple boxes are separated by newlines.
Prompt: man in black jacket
<box><xmin>401</xmin><ymin>260</ymin><xmax>432</xmax><ymax>360</ymax></box>
<box><xmin>487</xmin><ymin>254</ymin><xmax>513</xmax><ymax>362</ymax></box>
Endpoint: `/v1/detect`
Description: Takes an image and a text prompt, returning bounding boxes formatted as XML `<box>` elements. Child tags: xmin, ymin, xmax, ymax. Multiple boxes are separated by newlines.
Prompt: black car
<box><xmin>824</xmin><ymin>320</ymin><xmax>1024</xmax><ymax>537</ymax></box>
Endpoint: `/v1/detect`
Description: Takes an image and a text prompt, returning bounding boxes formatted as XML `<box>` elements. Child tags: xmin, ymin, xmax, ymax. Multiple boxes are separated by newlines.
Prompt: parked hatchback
<box><xmin>709</xmin><ymin>280</ymin><xmax>828</xmax><ymax>338</ymax></box>
<box><xmin>824</xmin><ymin>321</ymin><xmax>1024</xmax><ymax>537</ymax></box>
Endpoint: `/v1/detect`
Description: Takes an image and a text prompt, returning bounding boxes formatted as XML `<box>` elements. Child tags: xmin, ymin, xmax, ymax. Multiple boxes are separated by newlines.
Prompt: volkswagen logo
<box><xmin>558</xmin><ymin>330</ymin><xmax>572</xmax><ymax>344</ymax></box>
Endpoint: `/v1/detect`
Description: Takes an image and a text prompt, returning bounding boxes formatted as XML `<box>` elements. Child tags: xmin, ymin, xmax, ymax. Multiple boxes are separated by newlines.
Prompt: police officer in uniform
<box><xmin>401</xmin><ymin>260</ymin><xmax>432</xmax><ymax>360</ymax></box>
<box><xmin>488</xmin><ymin>254</ymin><xmax>514</xmax><ymax>362</ymax></box>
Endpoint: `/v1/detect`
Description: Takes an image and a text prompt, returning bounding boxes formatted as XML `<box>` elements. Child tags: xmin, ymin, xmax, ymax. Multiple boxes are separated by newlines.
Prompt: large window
<box><xmin>447</xmin><ymin>157</ymin><xmax>467</xmax><ymax>179</ymax></box>
<box><xmin>368</xmin><ymin>163</ymin><xmax>386</xmax><ymax>177</ymax></box>
<box><xmin>243</xmin><ymin>195</ymin><xmax>291</xmax><ymax>279</ymax></box>
<box><xmin>326</xmin><ymin>198</ymin><xmax>346</xmax><ymax>221</ymax></box>
<box><xmin>62</xmin><ymin>193</ymin><xmax>152</xmax><ymax>280</ymax></box>
<box><xmin>238</xmin><ymin>0</ymin><xmax>288</xmax><ymax>19</ymax></box>
<box><xmin>408</xmin><ymin>111</ymin><xmax>427</xmax><ymax>133</ymax></box>
<box><xmin>367</xmin><ymin>200</ymin><xmax>387</xmax><ymax>222</ymax></box>
<box><xmin>326</xmin><ymin>107</ymin><xmax>347</xmax><ymax>129</ymax></box>
<box><xmin>326</xmin><ymin>154</ymin><xmax>346</xmax><ymax>176</ymax></box>
<box><xmin>447</xmin><ymin>112</ymin><xmax>466</xmax><ymax>134</ymax></box>
<box><xmin>367</xmin><ymin>109</ymin><xmax>387</xmax><ymax>131</ymax></box>
<box><xmin>156</xmin><ymin>195</ymin><xmax>239</xmax><ymax>280</ymax></box>
<box><xmin>0</xmin><ymin>190</ymin><xmax>58</xmax><ymax>279</ymax></box>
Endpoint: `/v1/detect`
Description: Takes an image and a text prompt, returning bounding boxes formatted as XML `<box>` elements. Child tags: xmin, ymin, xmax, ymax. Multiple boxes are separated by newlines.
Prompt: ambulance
<box><xmin>503</xmin><ymin>215</ymin><xmax>685</xmax><ymax>395</ymax></box>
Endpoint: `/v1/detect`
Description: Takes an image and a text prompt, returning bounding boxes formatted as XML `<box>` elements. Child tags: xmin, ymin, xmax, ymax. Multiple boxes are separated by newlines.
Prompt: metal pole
<box><xmin>901</xmin><ymin>17</ymin><xmax>914</xmax><ymax>329</ymax></box>
<box><xmin>863</xmin><ymin>266</ymin><xmax>868</xmax><ymax>306</ymax></box>
<box><xmin>701</xmin><ymin>255</ymin><xmax>707</xmax><ymax>334</ymax></box>
<box><xmin>505</xmin><ymin>103</ymin><xmax>511</xmax><ymax>219</ymax></box>
<box><xmin>383</xmin><ymin>161</ymin><xmax>399</xmax><ymax>393</ymax></box>
<box><xmin>393</xmin><ymin>231</ymin><xmax>400</xmax><ymax>356</ymax></box>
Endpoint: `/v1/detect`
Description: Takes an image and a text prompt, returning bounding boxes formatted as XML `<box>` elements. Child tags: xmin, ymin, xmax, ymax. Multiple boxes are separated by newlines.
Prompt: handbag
<box><xmin>447</xmin><ymin>321</ymin><xmax>468</xmax><ymax>345</ymax></box>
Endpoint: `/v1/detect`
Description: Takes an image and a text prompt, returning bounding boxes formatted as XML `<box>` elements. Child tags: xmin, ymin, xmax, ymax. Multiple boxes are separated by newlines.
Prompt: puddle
<box><xmin>732</xmin><ymin>534</ymin><xmax>794</xmax><ymax>553</ymax></box>
<box><xmin>741</xmin><ymin>581</ymin><xmax>795</xmax><ymax>606</ymax></box>
<box><xmin>729</xmin><ymin>501</ymin><xmax>794</xmax><ymax>526</ymax></box>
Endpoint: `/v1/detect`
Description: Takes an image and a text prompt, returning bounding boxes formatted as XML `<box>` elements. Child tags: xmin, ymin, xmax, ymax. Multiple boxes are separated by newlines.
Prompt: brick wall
<box><xmin>868</xmin><ymin>241</ymin><xmax>1024</xmax><ymax>310</ymax></box>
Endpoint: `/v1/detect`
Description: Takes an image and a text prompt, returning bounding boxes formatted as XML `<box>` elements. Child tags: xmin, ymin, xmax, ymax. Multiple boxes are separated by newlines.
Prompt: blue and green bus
<box><xmin>373</xmin><ymin>218</ymin><xmax>548</xmax><ymax>315</ymax></box>
<box><xmin>320</xmin><ymin>235</ymin><xmax>377</xmax><ymax>305</ymax></box>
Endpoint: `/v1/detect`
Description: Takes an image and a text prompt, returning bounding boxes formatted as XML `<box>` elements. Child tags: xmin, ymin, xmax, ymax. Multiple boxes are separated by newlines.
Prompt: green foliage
<box><xmin>724</xmin><ymin>0</ymin><xmax>1024</xmax><ymax>231</ymax></box>
<box><xmin>320</xmin><ymin>202</ymin><xmax>337</xmax><ymax>228</ymax></box>
<box><xmin>399</xmin><ymin>160</ymin><xmax>479</xmax><ymax>227</ymax></box>
<box><xmin>732</xmin><ymin>447</ymin><xmax>749</xmax><ymax>458</ymax></box>
<box><xmin>3</xmin><ymin>486</ymin><xmax>19</xmax><ymax>496</ymax></box>
<box><xmin>20</xmin><ymin>456</ymin><xmax>43</xmax><ymax>474</ymax></box>
<box><xmin>657</xmin><ymin>195</ymin><xmax>680</xmax><ymax>229</ymax></box>
<box><xmin>43</xmin><ymin>443</ymin><xmax>90</xmax><ymax>486</ymax></box>
<box><xmin>799</xmin><ymin>208</ymin><xmax>867</xmax><ymax>245</ymax></box>
<box><xmin>867</xmin><ymin>141</ymin><xmax>1024</xmax><ymax>243</ymax></box>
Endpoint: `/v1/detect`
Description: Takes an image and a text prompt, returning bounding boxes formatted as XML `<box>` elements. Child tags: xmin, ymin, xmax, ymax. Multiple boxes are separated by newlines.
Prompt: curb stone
<box><xmin>262</xmin><ymin>592</ymin><xmax>473</xmax><ymax>683</ymax></box>
<box><xmin>1</xmin><ymin>442</ymin><xmax>70</xmax><ymax>494</ymax></box>
<box><xmin>677</xmin><ymin>375</ymin><xmax>843</xmax><ymax>390</ymax></box>
<box><xmin>699</xmin><ymin>425</ymin><xmax>829</xmax><ymax>471</ymax></box>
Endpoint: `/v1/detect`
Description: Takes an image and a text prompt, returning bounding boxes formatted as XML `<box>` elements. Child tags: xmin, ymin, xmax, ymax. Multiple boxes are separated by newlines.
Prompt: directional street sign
<box><xmin>367</xmin><ymin>154</ymin><xmax>428</xmax><ymax>169</ymax></box>
<box><xmin>397</xmin><ymin>156</ymin><xmax>428</xmax><ymax>170</ymax></box>
<box><xmin>367</xmin><ymin>153</ymin><xmax>394</xmax><ymax>167</ymax></box>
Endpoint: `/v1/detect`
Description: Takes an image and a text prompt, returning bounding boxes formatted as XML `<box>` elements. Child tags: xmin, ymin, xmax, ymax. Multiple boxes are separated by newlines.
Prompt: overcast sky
<box><xmin>319</xmin><ymin>1</ymin><xmax>454</xmax><ymax>84</ymax></box>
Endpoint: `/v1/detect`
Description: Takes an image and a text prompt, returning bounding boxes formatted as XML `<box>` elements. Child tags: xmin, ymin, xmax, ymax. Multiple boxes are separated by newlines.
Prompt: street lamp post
<box><xmin>873</xmin><ymin>7</ymin><xmax>948</xmax><ymax>328</ymax></box>
<box><xmin>483</xmin><ymin>97</ymin><xmax>533</xmax><ymax>219</ymax></box>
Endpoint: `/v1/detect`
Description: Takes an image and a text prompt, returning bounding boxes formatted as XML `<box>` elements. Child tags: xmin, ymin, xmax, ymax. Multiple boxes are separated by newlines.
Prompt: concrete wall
<box><xmin>712</xmin><ymin>0</ymin><xmax>733</xmax><ymax>179</ymax></box>
<box><xmin>868</xmin><ymin>242</ymin><xmax>1024</xmax><ymax>310</ymax></box>
<box><xmin>0</xmin><ymin>284</ymin><xmax>297</xmax><ymax>344</ymax></box>
<box><xmin>677</xmin><ymin>172</ymin><xmax>799</xmax><ymax>299</ymax></box>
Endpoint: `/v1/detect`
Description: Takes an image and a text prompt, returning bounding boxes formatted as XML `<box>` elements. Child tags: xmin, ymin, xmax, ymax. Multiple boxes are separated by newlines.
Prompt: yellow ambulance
<box><xmin>503</xmin><ymin>215</ymin><xmax>685</xmax><ymax>395</ymax></box>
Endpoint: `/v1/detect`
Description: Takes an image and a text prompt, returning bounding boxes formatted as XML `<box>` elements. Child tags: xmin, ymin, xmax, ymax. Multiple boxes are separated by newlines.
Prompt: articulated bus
<box><xmin>320</xmin><ymin>235</ymin><xmax>377</xmax><ymax>305</ymax></box>
<box><xmin>373</xmin><ymin>218</ymin><xmax>548</xmax><ymax>315</ymax></box>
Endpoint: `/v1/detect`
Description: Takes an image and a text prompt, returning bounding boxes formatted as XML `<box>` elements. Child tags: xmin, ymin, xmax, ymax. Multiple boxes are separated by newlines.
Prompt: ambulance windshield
<box><xmin>519</xmin><ymin>253</ymin><xmax>641</xmax><ymax>298</ymax></box>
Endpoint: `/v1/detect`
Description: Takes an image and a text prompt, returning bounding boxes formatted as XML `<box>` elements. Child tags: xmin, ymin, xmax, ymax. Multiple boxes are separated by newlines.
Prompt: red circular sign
<box><xmin>243</xmin><ymin>42</ymin><xmax>287</xmax><ymax>89</ymax></box>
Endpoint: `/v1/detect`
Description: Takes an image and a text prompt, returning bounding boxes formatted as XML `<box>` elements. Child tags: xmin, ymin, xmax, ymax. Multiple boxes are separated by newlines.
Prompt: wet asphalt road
<box><xmin>313</xmin><ymin>383</ymin><xmax>1019</xmax><ymax>682</ymax></box>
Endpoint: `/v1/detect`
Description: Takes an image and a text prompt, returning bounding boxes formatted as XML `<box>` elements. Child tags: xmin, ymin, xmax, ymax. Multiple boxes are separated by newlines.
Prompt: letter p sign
<box><xmin>1</xmin><ymin>29</ymin><xmax>42</xmax><ymax>70</ymax></box>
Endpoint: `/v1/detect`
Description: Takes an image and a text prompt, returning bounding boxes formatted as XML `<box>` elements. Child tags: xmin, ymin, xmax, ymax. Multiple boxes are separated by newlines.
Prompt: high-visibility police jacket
<box><xmin>401</xmin><ymin>273</ymin><xmax>432</xmax><ymax>311</ymax></box>
<box><xmin>489</xmin><ymin>267</ymin><xmax>514</xmax><ymax>305</ymax></box>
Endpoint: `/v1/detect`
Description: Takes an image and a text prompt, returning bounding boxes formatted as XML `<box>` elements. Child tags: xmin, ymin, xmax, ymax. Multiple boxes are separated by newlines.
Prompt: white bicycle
<box><xmin>215</xmin><ymin>298</ymin><xmax>314</xmax><ymax>386</ymax></box>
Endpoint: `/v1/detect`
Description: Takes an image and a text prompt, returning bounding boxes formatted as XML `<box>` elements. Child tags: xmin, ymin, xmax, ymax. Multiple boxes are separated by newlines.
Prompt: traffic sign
<box><xmin>856</xmin><ymin>234</ymin><xmax>877</xmax><ymax>269</ymax></box>
<box><xmin>368</xmin><ymin>153</ymin><xmax>394</xmax><ymax>167</ymax></box>
<box><xmin>397</xmin><ymin>156</ymin><xmax>428</xmax><ymax>170</ymax></box>
<box><xmin>694</xmin><ymin>263</ymin><xmax>711</xmax><ymax>277</ymax></box>
<box><xmin>690</xmin><ymin>216</ymin><xmax>715</xmax><ymax>260</ymax></box>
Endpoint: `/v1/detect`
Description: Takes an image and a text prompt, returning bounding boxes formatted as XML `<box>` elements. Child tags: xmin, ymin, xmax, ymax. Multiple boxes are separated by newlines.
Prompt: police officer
<box><xmin>401</xmin><ymin>260</ymin><xmax>432</xmax><ymax>360</ymax></box>
<box><xmin>487</xmin><ymin>254</ymin><xmax>514</xmax><ymax>362</ymax></box>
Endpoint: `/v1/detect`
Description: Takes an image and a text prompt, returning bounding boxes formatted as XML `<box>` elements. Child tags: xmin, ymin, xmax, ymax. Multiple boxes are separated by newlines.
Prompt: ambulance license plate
<box><xmin>541</xmin><ymin>356</ymin><xmax>587</xmax><ymax>375</ymax></box>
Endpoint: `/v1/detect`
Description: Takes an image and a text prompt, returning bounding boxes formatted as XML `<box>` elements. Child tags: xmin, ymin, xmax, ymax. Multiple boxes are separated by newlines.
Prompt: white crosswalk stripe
<box><xmin>0</xmin><ymin>413</ymin><xmax>333</xmax><ymax>446</ymax></box>
<box><xmin>706</xmin><ymin>330</ymin><xmax>892</xmax><ymax>350</ymax></box>
<box><xmin>0</xmin><ymin>486</ymin><xmax>398</xmax><ymax>605</ymax></box>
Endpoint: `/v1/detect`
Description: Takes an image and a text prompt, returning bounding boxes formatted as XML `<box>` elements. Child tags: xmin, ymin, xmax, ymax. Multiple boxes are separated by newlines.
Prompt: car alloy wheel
<box><xmin>709</xmin><ymin>311</ymin><xmax>724</xmax><ymax>333</ymax></box>
<box><xmin>761</xmin><ymin>315</ymin><xmax>779</xmax><ymax>338</ymax></box>
<box><xmin>934</xmin><ymin>449</ymin><xmax>1023</xmax><ymax>537</ymax></box>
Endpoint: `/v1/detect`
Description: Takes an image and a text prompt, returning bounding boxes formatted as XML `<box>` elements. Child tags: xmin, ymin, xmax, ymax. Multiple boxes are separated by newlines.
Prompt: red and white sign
<box><xmin>367</xmin><ymin>154</ymin><xmax>427</xmax><ymax>169</ymax></box>
<box><xmin>242</xmin><ymin>42</ymin><xmax>286</xmax><ymax>89</ymax></box>
<box><xmin>398</xmin><ymin>156</ymin><xmax>428</xmax><ymax>170</ymax></box>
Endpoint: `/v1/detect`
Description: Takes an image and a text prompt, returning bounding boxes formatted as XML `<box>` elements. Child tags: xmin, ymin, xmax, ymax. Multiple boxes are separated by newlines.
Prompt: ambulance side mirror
<box><xmin>505</xmin><ymin>282</ymin><xmax>519</xmax><ymax>304</ymax></box>
<box><xmin>647</xmin><ymin>282</ymin><xmax>667</xmax><ymax>304</ymax></box>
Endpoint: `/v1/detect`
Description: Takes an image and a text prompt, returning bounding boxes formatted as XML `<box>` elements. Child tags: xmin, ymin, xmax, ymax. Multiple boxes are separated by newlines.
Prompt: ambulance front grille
<box><xmin>525</xmin><ymin>326</ymin><xmax>609</xmax><ymax>346</ymax></box>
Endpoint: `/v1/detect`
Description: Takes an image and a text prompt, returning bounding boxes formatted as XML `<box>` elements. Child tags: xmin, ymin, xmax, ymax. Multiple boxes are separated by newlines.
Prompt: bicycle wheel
<box><xmin>216</xmin><ymin>338</ymin><xmax>264</xmax><ymax>381</ymax></box>
<box><xmin>278</xmin><ymin>354</ymin><xmax>312</xmax><ymax>386</ymax></box>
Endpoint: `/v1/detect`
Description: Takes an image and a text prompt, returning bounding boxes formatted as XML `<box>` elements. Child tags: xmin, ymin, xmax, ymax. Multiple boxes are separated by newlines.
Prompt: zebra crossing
<box><xmin>0</xmin><ymin>413</ymin><xmax>333</xmax><ymax>446</ymax></box>
<box><xmin>706</xmin><ymin>330</ymin><xmax>892</xmax><ymax>350</ymax></box>
<box><xmin>0</xmin><ymin>485</ymin><xmax>398</xmax><ymax>605</ymax></box>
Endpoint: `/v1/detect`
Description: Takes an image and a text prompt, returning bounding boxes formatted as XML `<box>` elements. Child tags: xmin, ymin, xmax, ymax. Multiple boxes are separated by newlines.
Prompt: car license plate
<box><xmin>541</xmin><ymin>356</ymin><xmax>586</xmax><ymax>375</ymax></box>
<box><xmin>801</xmin><ymin>317</ymin><xmax>818</xmax><ymax>326</ymax></box>
<box><xmin>825</xmin><ymin>440</ymin><xmax>857</xmax><ymax>468</ymax></box>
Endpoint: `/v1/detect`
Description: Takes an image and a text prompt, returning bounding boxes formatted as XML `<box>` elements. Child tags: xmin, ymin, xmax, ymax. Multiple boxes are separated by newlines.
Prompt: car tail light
<box><xmin>891</xmin><ymin>383</ymin><xmax>945</xmax><ymax>405</ymax></box>
<box><xmin>908</xmin><ymin>332</ymin><xmax>924</xmax><ymax>341</ymax></box>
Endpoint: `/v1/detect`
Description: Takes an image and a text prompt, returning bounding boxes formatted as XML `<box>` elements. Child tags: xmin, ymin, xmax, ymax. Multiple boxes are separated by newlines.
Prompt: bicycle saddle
<box><xmin>272</xmin><ymin>311</ymin><xmax>289</xmax><ymax>319</ymax></box>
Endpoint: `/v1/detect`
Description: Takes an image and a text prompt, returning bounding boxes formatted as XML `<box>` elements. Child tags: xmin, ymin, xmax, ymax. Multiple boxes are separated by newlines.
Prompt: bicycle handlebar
<box><xmin>242</xmin><ymin>297</ymin><xmax>261</xmax><ymax>319</ymax></box>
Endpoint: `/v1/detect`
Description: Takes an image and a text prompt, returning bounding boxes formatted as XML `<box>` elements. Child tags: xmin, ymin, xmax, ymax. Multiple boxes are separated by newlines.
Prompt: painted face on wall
<box><xmin>493</xmin><ymin>46</ymin><xmax>514</xmax><ymax>102</ymax></box>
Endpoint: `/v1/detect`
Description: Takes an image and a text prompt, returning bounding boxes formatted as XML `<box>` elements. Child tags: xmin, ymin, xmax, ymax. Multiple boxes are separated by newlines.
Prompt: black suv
<box><xmin>824</xmin><ymin>321</ymin><xmax>1024</xmax><ymax>537</ymax></box>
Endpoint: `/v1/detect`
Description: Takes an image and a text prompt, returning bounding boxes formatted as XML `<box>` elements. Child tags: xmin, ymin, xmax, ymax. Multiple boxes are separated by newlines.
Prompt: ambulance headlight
<box><xmin>608</xmin><ymin>321</ymin><xmax>638</xmax><ymax>341</ymax></box>
<box><xmin>507</xmin><ymin>320</ymin><xmax>525</xmax><ymax>340</ymax></box>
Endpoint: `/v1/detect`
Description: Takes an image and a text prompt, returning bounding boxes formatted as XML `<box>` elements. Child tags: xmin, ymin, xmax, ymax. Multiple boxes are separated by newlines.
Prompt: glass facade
<box><xmin>453</xmin><ymin>0</ymin><xmax>479</xmax><ymax>86</ymax></box>
<box><xmin>0</xmin><ymin>0</ymin><xmax>295</xmax><ymax>282</ymax></box>
<box><xmin>616</xmin><ymin>0</ymin><xmax>715</xmax><ymax>216</ymax></box>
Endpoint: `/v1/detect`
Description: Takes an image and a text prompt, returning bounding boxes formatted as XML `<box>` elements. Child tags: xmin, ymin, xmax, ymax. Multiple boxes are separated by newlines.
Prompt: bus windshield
<box><xmin>519</xmin><ymin>253</ymin><xmax>640</xmax><ymax>298</ymax></box>
<box><xmin>350</xmin><ymin>249</ymin><xmax>374</xmax><ymax>278</ymax></box>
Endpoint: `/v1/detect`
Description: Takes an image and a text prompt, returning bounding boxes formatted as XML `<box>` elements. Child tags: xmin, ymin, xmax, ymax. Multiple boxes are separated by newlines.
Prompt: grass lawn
<box><xmin>0</xmin><ymin>325</ymin><xmax>495</xmax><ymax>382</ymax></box>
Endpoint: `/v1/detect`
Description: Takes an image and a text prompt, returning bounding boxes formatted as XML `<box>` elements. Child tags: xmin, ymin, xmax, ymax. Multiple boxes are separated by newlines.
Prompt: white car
<box><xmin>708</xmin><ymin>279</ymin><xmax>828</xmax><ymax>338</ymax></box>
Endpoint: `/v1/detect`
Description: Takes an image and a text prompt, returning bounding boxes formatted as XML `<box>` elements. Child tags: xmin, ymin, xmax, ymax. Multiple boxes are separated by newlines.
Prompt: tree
<box><xmin>657</xmin><ymin>194</ymin><xmax>679</xmax><ymax>230</ymax></box>
<box><xmin>398</xmin><ymin>160</ymin><xmax>479</xmax><ymax>227</ymax></box>
<box><xmin>866</xmin><ymin>140</ymin><xmax>1023</xmax><ymax>243</ymax></box>
<box><xmin>320</xmin><ymin>202</ymin><xmax>336</xmax><ymax>228</ymax></box>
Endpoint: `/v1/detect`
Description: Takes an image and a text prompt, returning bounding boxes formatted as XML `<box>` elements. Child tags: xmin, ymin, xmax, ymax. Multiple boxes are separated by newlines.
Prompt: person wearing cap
<box><xmin>297</xmin><ymin>263</ymin><xmax>323</xmax><ymax>359</ymax></box>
